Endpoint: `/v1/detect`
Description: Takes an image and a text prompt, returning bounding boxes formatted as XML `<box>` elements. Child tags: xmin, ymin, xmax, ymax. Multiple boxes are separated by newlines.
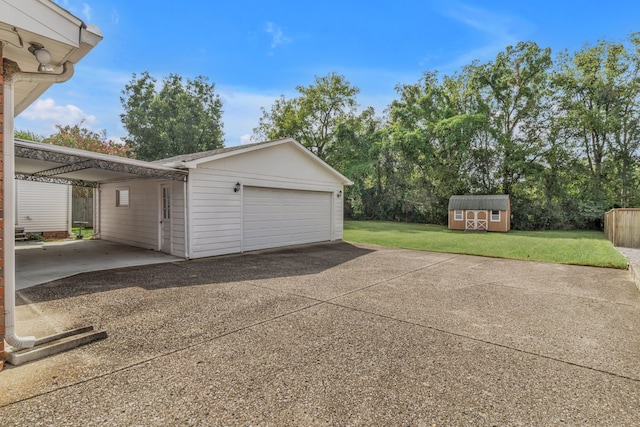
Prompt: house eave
<box><xmin>1</xmin><ymin>0</ymin><xmax>103</xmax><ymax>114</ymax></box>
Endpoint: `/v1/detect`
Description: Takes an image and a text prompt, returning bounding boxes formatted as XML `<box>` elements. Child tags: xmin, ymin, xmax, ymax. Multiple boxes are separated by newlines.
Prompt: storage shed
<box><xmin>448</xmin><ymin>195</ymin><xmax>510</xmax><ymax>232</ymax></box>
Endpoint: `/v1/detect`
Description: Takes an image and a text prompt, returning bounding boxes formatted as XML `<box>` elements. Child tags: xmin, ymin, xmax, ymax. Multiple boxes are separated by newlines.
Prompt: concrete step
<box><xmin>6</xmin><ymin>326</ymin><xmax>107</xmax><ymax>366</ymax></box>
<box><xmin>15</xmin><ymin>227</ymin><xmax>27</xmax><ymax>241</ymax></box>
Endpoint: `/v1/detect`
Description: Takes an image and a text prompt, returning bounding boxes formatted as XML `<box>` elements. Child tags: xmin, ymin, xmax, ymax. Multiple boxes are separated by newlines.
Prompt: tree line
<box><xmin>18</xmin><ymin>34</ymin><xmax>640</xmax><ymax>230</ymax></box>
<box><xmin>257</xmin><ymin>35</ymin><xmax>640</xmax><ymax>230</ymax></box>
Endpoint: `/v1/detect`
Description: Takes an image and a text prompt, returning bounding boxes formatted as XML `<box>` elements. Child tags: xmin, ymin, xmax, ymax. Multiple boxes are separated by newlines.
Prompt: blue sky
<box><xmin>15</xmin><ymin>0</ymin><xmax>640</xmax><ymax>147</ymax></box>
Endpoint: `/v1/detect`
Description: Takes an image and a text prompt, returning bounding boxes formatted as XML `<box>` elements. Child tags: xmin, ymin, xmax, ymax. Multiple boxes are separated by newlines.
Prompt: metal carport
<box><xmin>15</xmin><ymin>138</ymin><xmax>188</xmax><ymax>239</ymax></box>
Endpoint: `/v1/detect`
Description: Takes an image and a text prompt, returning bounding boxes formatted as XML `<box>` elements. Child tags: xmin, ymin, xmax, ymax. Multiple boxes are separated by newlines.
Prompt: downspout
<box><xmin>183</xmin><ymin>178</ymin><xmax>189</xmax><ymax>259</ymax></box>
<box><xmin>67</xmin><ymin>182</ymin><xmax>73</xmax><ymax>236</ymax></box>
<box><xmin>4</xmin><ymin>62</ymin><xmax>75</xmax><ymax>348</ymax></box>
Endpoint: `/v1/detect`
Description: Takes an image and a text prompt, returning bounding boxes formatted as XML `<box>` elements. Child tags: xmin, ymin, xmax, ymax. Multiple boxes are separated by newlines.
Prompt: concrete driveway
<box><xmin>16</xmin><ymin>239</ymin><xmax>182</xmax><ymax>289</ymax></box>
<box><xmin>2</xmin><ymin>242</ymin><xmax>639</xmax><ymax>425</ymax></box>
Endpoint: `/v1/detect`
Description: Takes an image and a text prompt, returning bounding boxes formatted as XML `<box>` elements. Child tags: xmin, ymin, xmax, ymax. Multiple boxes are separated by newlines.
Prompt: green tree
<box><xmin>121</xmin><ymin>72</ymin><xmax>224</xmax><ymax>161</ymax></box>
<box><xmin>389</xmin><ymin>70</ymin><xmax>488</xmax><ymax>223</ymax></box>
<box><xmin>474</xmin><ymin>41</ymin><xmax>553</xmax><ymax>196</ymax></box>
<box><xmin>330</xmin><ymin>108</ymin><xmax>401</xmax><ymax>220</ymax></box>
<box><xmin>14</xmin><ymin>129</ymin><xmax>45</xmax><ymax>141</ymax></box>
<box><xmin>554</xmin><ymin>34</ymin><xmax>640</xmax><ymax>212</ymax></box>
<box><xmin>254</xmin><ymin>72</ymin><xmax>359</xmax><ymax>161</ymax></box>
<box><xmin>45</xmin><ymin>124</ymin><xmax>132</xmax><ymax>157</ymax></box>
<box><xmin>605</xmin><ymin>35</ymin><xmax>640</xmax><ymax>208</ymax></box>
<box><xmin>46</xmin><ymin>124</ymin><xmax>132</xmax><ymax>198</ymax></box>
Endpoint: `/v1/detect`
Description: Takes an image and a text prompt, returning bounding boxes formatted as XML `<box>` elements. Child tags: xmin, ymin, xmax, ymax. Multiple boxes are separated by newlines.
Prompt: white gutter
<box><xmin>3</xmin><ymin>62</ymin><xmax>74</xmax><ymax>348</ymax></box>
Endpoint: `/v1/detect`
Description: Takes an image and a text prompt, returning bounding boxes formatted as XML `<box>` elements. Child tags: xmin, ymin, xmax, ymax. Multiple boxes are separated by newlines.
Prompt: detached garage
<box><xmin>97</xmin><ymin>138</ymin><xmax>352</xmax><ymax>258</ymax></box>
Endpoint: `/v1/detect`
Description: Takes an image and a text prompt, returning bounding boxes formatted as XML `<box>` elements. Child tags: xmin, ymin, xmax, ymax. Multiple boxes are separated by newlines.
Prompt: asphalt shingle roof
<box><xmin>448</xmin><ymin>195</ymin><xmax>509</xmax><ymax>211</ymax></box>
<box><xmin>153</xmin><ymin>139</ymin><xmax>284</xmax><ymax>165</ymax></box>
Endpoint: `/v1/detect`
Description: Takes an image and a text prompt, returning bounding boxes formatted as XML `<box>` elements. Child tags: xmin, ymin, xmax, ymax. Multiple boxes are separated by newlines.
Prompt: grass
<box><xmin>343</xmin><ymin>220</ymin><xmax>628</xmax><ymax>269</ymax></box>
<box><xmin>71</xmin><ymin>226</ymin><xmax>94</xmax><ymax>239</ymax></box>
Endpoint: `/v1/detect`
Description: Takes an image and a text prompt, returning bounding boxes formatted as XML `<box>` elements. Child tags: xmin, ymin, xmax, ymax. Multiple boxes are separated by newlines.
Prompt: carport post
<box><xmin>0</xmin><ymin>42</ymin><xmax>5</xmax><ymax>370</ymax></box>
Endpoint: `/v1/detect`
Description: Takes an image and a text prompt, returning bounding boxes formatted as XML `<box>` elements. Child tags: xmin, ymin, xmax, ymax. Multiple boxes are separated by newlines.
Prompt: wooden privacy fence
<box><xmin>604</xmin><ymin>208</ymin><xmax>640</xmax><ymax>248</ymax></box>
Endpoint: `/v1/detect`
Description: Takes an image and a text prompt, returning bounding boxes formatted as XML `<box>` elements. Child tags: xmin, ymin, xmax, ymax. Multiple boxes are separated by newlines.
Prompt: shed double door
<box><xmin>242</xmin><ymin>187</ymin><xmax>332</xmax><ymax>252</ymax></box>
<box><xmin>466</xmin><ymin>210</ymin><xmax>488</xmax><ymax>231</ymax></box>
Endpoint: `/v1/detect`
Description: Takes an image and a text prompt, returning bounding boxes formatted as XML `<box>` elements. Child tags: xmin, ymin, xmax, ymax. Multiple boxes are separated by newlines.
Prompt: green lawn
<box><xmin>343</xmin><ymin>220</ymin><xmax>628</xmax><ymax>269</ymax></box>
<box><xmin>71</xmin><ymin>226</ymin><xmax>94</xmax><ymax>239</ymax></box>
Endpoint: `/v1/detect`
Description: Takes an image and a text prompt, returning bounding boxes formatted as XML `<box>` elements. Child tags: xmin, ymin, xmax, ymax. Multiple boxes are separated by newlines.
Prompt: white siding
<box><xmin>200</xmin><ymin>142</ymin><xmax>341</xmax><ymax>187</ymax></box>
<box><xmin>189</xmin><ymin>169</ymin><xmax>242</xmax><ymax>258</ymax></box>
<box><xmin>243</xmin><ymin>187</ymin><xmax>331</xmax><ymax>251</ymax></box>
<box><xmin>99</xmin><ymin>179</ymin><xmax>186</xmax><ymax>255</ymax></box>
<box><xmin>334</xmin><ymin>195</ymin><xmax>344</xmax><ymax>241</ymax></box>
<box><xmin>99</xmin><ymin>180</ymin><xmax>161</xmax><ymax>250</ymax></box>
<box><xmin>170</xmin><ymin>180</ymin><xmax>186</xmax><ymax>257</ymax></box>
<box><xmin>16</xmin><ymin>180</ymin><xmax>70</xmax><ymax>233</ymax></box>
<box><xmin>189</xmin><ymin>167</ymin><xmax>343</xmax><ymax>258</ymax></box>
<box><xmin>188</xmin><ymin>142</ymin><xmax>345</xmax><ymax>259</ymax></box>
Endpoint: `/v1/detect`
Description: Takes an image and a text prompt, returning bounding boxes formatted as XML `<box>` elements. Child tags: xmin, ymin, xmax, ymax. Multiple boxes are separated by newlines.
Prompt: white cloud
<box><xmin>58</xmin><ymin>1</ymin><xmax>93</xmax><ymax>22</ymax></box>
<box><xmin>240</xmin><ymin>134</ymin><xmax>252</xmax><ymax>145</ymax></box>
<box><xmin>16</xmin><ymin>98</ymin><xmax>98</xmax><ymax>135</ymax></box>
<box><xmin>82</xmin><ymin>3</ymin><xmax>92</xmax><ymax>21</ymax></box>
<box><xmin>111</xmin><ymin>9</ymin><xmax>120</xmax><ymax>25</ymax></box>
<box><xmin>20</xmin><ymin>98</ymin><xmax>97</xmax><ymax>125</ymax></box>
<box><xmin>265</xmin><ymin>22</ymin><xmax>292</xmax><ymax>50</ymax></box>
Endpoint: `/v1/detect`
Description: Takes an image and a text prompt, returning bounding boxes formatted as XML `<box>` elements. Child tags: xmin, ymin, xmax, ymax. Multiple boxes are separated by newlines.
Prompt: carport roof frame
<box><xmin>15</xmin><ymin>139</ymin><xmax>188</xmax><ymax>188</ymax></box>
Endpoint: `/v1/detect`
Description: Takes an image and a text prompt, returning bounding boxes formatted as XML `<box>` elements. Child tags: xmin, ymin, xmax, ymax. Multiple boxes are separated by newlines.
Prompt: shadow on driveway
<box><xmin>17</xmin><ymin>241</ymin><xmax>374</xmax><ymax>306</ymax></box>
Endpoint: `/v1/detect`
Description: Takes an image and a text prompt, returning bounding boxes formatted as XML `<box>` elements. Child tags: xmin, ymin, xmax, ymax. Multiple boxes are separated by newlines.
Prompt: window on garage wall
<box><xmin>116</xmin><ymin>188</ymin><xmax>130</xmax><ymax>207</ymax></box>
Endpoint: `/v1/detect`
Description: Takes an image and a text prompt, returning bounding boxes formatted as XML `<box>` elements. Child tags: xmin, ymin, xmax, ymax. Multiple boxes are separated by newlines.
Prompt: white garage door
<box><xmin>243</xmin><ymin>187</ymin><xmax>332</xmax><ymax>251</ymax></box>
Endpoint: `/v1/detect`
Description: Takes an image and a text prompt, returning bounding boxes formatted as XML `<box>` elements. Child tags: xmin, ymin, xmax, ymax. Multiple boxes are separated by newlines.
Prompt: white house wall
<box><xmin>170</xmin><ymin>180</ymin><xmax>186</xmax><ymax>257</ymax></box>
<box><xmin>189</xmin><ymin>143</ymin><xmax>344</xmax><ymax>259</ymax></box>
<box><xmin>99</xmin><ymin>179</ymin><xmax>185</xmax><ymax>256</ymax></box>
<box><xmin>16</xmin><ymin>180</ymin><xmax>70</xmax><ymax>233</ymax></box>
<box><xmin>189</xmin><ymin>168</ymin><xmax>242</xmax><ymax>258</ymax></box>
<box><xmin>333</xmin><ymin>193</ymin><xmax>344</xmax><ymax>241</ymax></box>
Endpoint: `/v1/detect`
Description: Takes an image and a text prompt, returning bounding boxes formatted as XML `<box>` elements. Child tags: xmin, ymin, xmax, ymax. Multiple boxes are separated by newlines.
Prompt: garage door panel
<box><xmin>244</xmin><ymin>226</ymin><xmax>330</xmax><ymax>239</ymax></box>
<box><xmin>243</xmin><ymin>187</ymin><xmax>332</xmax><ymax>251</ymax></box>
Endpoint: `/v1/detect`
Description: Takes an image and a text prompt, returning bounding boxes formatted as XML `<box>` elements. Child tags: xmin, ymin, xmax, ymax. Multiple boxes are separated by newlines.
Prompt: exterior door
<box><xmin>160</xmin><ymin>184</ymin><xmax>171</xmax><ymax>253</ymax></box>
<box><xmin>475</xmin><ymin>210</ymin><xmax>488</xmax><ymax>231</ymax></box>
<box><xmin>465</xmin><ymin>210</ymin><xmax>488</xmax><ymax>231</ymax></box>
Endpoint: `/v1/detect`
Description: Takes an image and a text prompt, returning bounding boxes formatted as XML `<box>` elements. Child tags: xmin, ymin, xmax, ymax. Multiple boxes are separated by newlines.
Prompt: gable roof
<box><xmin>157</xmin><ymin>138</ymin><xmax>353</xmax><ymax>185</ymax></box>
<box><xmin>154</xmin><ymin>139</ymin><xmax>274</xmax><ymax>165</ymax></box>
<box><xmin>448</xmin><ymin>195</ymin><xmax>509</xmax><ymax>211</ymax></box>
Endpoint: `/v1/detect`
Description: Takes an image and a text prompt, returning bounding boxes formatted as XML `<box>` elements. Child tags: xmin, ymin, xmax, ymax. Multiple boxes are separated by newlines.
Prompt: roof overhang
<box><xmin>15</xmin><ymin>139</ymin><xmax>188</xmax><ymax>188</ymax></box>
<box><xmin>170</xmin><ymin>138</ymin><xmax>353</xmax><ymax>186</ymax></box>
<box><xmin>448</xmin><ymin>195</ymin><xmax>510</xmax><ymax>211</ymax></box>
<box><xmin>1</xmin><ymin>0</ymin><xmax>103</xmax><ymax>114</ymax></box>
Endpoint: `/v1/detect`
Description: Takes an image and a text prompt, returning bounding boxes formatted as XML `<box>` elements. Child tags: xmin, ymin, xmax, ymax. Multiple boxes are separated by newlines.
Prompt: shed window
<box><xmin>491</xmin><ymin>210</ymin><xmax>500</xmax><ymax>222</ymax></box>
<box><xmin>454</xmin><ymin>210</ymin><xmax>463</xmax><ymax>221</ymax></box>
<box><xmin>116</xmin><ymin>188</ymin><xmax>130</xmax><ymax>207</ymax></box>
